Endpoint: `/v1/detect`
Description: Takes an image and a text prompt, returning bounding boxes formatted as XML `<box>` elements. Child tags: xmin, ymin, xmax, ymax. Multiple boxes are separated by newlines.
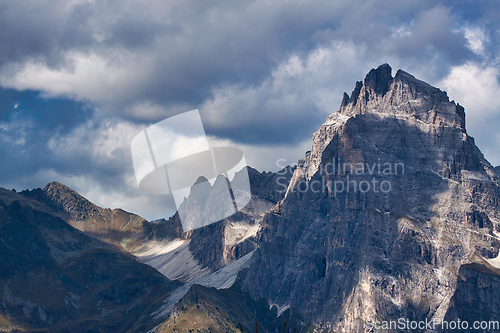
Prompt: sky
<box><xmin>0</xmin><ymin>0</ymin><xmax>499</xmax><ymax>220</ymax></box>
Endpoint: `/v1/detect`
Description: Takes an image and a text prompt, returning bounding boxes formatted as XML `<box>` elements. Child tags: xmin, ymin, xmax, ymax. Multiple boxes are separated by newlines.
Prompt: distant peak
<box><xmin>43</xmin><ymin>181</ymin><xmax>90</xmax><ymax>206</ymax></box>
<box><xmin>44</xmin><ymin>181</ymin><xmax>75</xmax><ymax>191</ymax></box>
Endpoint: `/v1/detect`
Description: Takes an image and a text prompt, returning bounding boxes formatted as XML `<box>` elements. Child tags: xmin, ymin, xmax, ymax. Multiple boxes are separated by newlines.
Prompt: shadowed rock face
<box><xmin>185</xmin><ymin>166</ymin><xmax>294</xmax><ymax>271</ymax></box>
<box><xmin>0</xmin><ymin>193</ymin><xmax>180</xmax><ymax>333</ymax></box>
<box><xmin>444</xmin><ymin>262</ymin><xmax>500</xmax><ymax>332</ymax></box>
<box><xmin>239</xmin><ymin>64</ymin><xmax>500</xmax><ymax>331</ymax></box>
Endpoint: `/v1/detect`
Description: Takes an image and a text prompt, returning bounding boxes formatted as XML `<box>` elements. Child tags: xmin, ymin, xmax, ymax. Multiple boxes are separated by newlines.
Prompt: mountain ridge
<box><xmin>0</xmin><ymin>193</ymin><xmax>181</xmax><ymax>332</ymax></box>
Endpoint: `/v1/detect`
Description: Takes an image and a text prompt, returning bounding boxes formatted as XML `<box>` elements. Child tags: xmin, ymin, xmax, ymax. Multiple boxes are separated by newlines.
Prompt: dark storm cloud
<box><xmin>0</xmin><ymin>0</ymin><xmax>499</xmax><ymax>219</ymax></box>
<box><xmin>0</xmin><ymin>1</ymin><xmax>492</xmax><ymax>117</ymax></box>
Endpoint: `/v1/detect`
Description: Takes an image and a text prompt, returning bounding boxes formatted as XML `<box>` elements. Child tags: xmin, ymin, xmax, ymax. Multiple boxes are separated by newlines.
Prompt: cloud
<box><xmin>438</xmin><ymin>62</ymin><xmax>500</xmax><ymax>166</ymax></box>
<box><xmin>439</xmin><ymin>63</ymin><xmax>500</xmax><ymax>123</ymax></box>
<box><xmin>0</xmin><ymin>113</ymin><xmax>179</xmax><ymax>220</ymax></box>
<box><xmin>199</xmin><ymin>41</ymin><xmax>370</xmax><ymax>144</ymax></box>
<box><xmin>463</xmin><ymin>26</ymin><xmax>490</xmax><ymax>56</ymax></box>
<box><xmin>0</xmin><ymin>0</ymin><xmax>500</xmax><ymax>215</ymax></box>
<box><xmin>0</xmin><ymin>1</ymin><xmax>485</xmax><ymax>115</ymax></box>
<box><xmin>0</xmin><ymin>52</ymin><xmax>150</xmax><ymax>103</ymax></box>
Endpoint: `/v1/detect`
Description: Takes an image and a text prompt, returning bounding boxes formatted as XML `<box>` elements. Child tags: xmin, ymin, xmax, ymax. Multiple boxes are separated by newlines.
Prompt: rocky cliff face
<box><xmin>185</xmin><ymin>166</ymin><xmax>294</xmax><ymax>271</ymax></box>
<box><xmin>444</xmin><ymin>257</ymin><xmax>500</xmax><ymax>329</ymax></box>
<box><xmin>239</xmin><ymin>64</ymin><xmax>500</xmax><ymax>332</ymax></box>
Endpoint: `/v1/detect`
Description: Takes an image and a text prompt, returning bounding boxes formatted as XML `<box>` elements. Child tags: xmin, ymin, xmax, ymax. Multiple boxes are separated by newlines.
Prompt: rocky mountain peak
<box><xmin>42</xmin><ymin>181</ymin><xmax>104</xmax><ymax>222</ymax></box>
<box><xmin>193</xmin><ymin>175</ymin><xmax>209</xmax><ymax>186</ymax></box>
<box><xmin>240</xmin><ymin>64</ymin><xmax>500</xmax><ymax>331</ymax></box>
<box><xmin>339</xmin><ymin>64</ymin><xmax>466</xmax><ymax>130</ymax></box>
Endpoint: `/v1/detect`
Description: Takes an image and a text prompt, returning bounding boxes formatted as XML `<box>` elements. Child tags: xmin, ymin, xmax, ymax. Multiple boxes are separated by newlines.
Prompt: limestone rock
<box><xmin>239</xmin><ymin>64</ymin><xmax>500</xmax><ymax>331</ymax></box>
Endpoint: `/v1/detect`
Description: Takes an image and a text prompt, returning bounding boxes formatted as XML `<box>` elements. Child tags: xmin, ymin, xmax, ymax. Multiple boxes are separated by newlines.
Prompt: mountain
<box><xmin>3</xmin><ymin>64</ymin><xmax>500</xmax><ymax>332</ymax></box>
<box><xmin>24</xmin><ymin>167</ymin><xmax>292</xmax><ymax>277</ymax></box>
<box><xmin>235</xmin><ymin>64</ymin><xmax>500</xmax><ymax>332</ymax></box>
<box><xmin>1</xmin><ymin>166</ymin><xmax>295</xmax><ymax>332</ymax></box>
<box><xmin>0</xmin><ymin>188</ymin><xmax>180</xmax><ymax>333</ymax></box>
<box><xmin>23</xmin><ymin>181</ymin><xmax>150</xmax><ymax>251</ymax></box>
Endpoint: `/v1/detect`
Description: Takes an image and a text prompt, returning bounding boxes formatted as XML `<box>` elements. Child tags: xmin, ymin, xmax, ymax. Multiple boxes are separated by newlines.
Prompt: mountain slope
<box><xmin>0</xmin><ymin>190</ymin><xmax>180</xmax><ymax>333</ymax></box>
<box><xmin>7</xmin><ymin>166</ymin><xmax>295</xmax><ymax>330</ymax></box>
<box><xmin>24</xmin><ymin>166</ymin><xmax>293</xmax><ymax>282</ymax></box>
<box><xmin>126</xmin><ymin>166</ymin><xmax>293</xmax><ymax>285</ymax></box>
<box><xmin>238</xmin><ymin>64</ymin><xmax>500</xmax><ymax>332</ymax></box>
<box><xmin>154</xmin><ymin>282</ymin><xmax>304</xmax><ymax>333</ymax></box>
<box><xmin>23</xmin><ymin>182</ymin><xmax>149</xmax><ymax>251</ymax></box>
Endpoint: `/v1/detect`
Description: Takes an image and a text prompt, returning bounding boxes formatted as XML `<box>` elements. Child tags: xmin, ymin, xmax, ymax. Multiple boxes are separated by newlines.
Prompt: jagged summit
<box><xmin>338</xmin><ymin>63</ymin><xmax>466</xmax><ymax>130</ymax></box>
<box><xmin>364</xmin><ymin>62</ymin><xmax>392</xmax><ymax>96</ymax></box>
<box><xmin>45</xmin><ymin>181</ymin><xmax>72</xmax><ymax>189</ymax></box>
<box><xmin>341</xmin><ymin>63</ymin><xmax>394</xmax><ymax>108</ymax></box>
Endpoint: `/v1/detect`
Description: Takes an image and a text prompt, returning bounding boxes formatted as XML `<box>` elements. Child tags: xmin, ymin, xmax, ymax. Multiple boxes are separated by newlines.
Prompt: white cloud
<box><xmin>438</xmin><ymin>62</ymin><xmax>500</xmax><ymax>166</ymax></box>
<box><xmin>463</xmin><ymin>26</ymin><xmax>489</xmax><ymax>56</ymax></box>
<box><xmin>201</xmin><ymin>41</ymin><xmax>371</xmax><ymax>134</ymax></box>
<box><xmin>0</xmin><ymin>52</ymin><xmax>152</xmax><ymax>103</ymax></box>
<box><xmin>439</xmin><ymin>63</ymin><xmax>500</xmax><ymax>122</ymax></box>
<box><xmin>48</xmin><ymin>117</ymin><xmax>142</xmax><ymax>162</ymax></box>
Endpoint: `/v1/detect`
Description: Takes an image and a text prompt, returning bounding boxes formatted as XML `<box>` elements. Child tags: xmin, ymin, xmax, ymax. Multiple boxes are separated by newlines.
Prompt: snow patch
<box><xmin>135</xmin><ymin>239</ymin><xmax>211</xmax><ymax>283</ymax></box>
<box><xmin>152</xmin><ymin>249</ymin><xmax>257</xmax><ymax>320</ymax></box>
<box><xmin>225</xmin><ymin>222</ymin><xmax>261</xmax><ymax>248</ymax></box>
<box><xmin>269</xmin><ymin>302</ymin><xmax>290</xmax><ymax>317</ymax></box>
<box><xmin>485</xmin><ymin>253</ymin><xmax>500</xmax><ymax>270</ymax></box>
<box><xmin>197</xmin><ymin>249</ymin><xmax>256</xmax><ymax>289</ymax></box>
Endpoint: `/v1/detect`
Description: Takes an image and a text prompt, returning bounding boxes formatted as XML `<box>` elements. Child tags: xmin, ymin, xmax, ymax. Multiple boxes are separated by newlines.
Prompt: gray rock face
<box><xmin>186</xmin><ymin>166</ymin><xmax>294</xmax><ymax>271</ymax></box>
<box><xmin>132</xmin><ymin>165</ymin><xmax>294</xmax><ymax>285</ymax></box>
<box><xmin>239</xmin><ymin>64</ymin><xmax>500</xmax><ymax>331</ymax></box>
<box><xmin>444</xmin><ymin>260</ymin><xmax>500</xmax><ymax>332</ymax></box>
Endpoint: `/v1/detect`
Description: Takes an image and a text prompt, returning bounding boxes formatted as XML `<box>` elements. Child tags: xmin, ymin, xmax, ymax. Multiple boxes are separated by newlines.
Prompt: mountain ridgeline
<box><xmin>1</xmin><ymin>64</ymin><xmax>499</xmax><ymax>332</ymax></box>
